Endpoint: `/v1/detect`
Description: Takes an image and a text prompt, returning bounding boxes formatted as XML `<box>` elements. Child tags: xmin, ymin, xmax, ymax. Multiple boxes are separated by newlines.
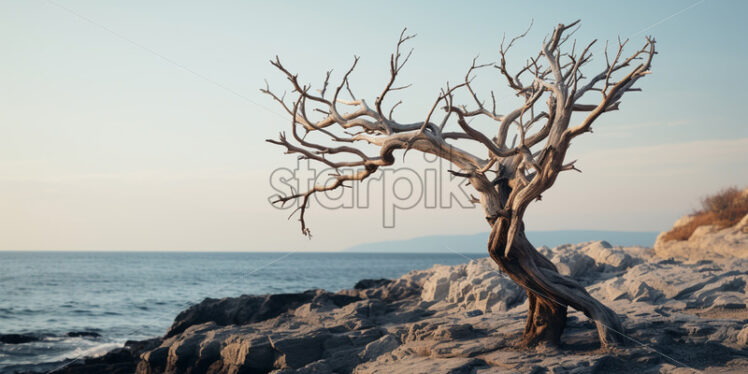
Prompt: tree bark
<box><xmin>488</xmin><ymin>218</ymin><xmax>624</xmax><ymax>348</ymax></box>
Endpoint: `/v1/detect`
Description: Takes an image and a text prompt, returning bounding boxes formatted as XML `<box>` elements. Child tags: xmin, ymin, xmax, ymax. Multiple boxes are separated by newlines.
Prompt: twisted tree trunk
<box><xmin>487</xmin><ymin>218</ymin><xmax>624</xmax><ymax>348</ymax></box>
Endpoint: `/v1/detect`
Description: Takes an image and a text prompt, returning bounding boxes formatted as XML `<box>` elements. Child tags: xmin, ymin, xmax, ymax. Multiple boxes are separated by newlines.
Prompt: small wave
<box><xmin>0</xmin><ymin>336</ymin><xmax>123</xmax><ymax>372</ymax></box>
<box><xmin>56</xmin><ymin>341</ymin><xmax>122</xmax><ymax>361</ymax></box>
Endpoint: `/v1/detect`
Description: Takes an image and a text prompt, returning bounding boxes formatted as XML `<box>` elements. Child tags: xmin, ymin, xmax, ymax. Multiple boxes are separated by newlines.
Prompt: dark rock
<box><xmin>270</xmin><ymin>329</ymin><xmax>331</xmax><ymax>369</ymax></box>
<box><xmin>167</xmin><ymin>333</ymin><xmax>206</xmax><ymax>372</ymax></box>
<box><xmin>138</xmin><ymin>346</ymin><xmax>169</xmax><ymax>373</ymax></box>
<box><xmin>433</xmin><ymin>324</ymin><xmax>475</xmax><ymax>340</ymax></box>
<box><xmin>354</xmin><ymin>278</ymin><xmax>393</xmax><ymax>289</ymax></box>
<box><xmin>193</xmin><ymin>340</ymin><xmax>222</xmax><ymax>373</ymax></box>
<box><xmin>377</xmin><ymin>280</ymin><xmax>422</xmax><ymax>301</ymax></box>
<box><xmin>124</xmin><ymin>337</ymin><xmax>162</xmax><ymax>353</ymax></box>
<box><xmin>465</xmin><ymin>309</ymin><xmax>483</xmax><ymax>317</ymax></box>
<box><xmin>47</xmin><ymin>347</ymin><xmax>138</xmax><ymax>374</ymax></box>
<box><xmin>322</xmin><ymin>333</ymin><xmax>351</xmax><ymax>351</ymax></box>
<box><xmin>34</xmin><ymin>338</ymin><xmax>162</xmax><ymax>374</ymax></box>
<box><xmin>347</xmin><ymin>328</ymin><xmax>384</xmax><ymax>347</ymax></box>
<box><xmin>236</xmin><ymin>336</ymin><xmax>276</xmax><ymax>373</ymax></box>
<box><xmin>324</xmin><ymin>347</ymin><xmax>364</xmax><ymax>372</ymax></box>
<box><xmin>166</xmin><ymin>289</ymin><xmax>360</xmax><ymax>337</ymax></box>
<box><xmin>0</xmin><ymin>333</ymin><xmax>39</xmax><ymax>344</ymax></box>
<box><xmin>445</xmin><ymin>358</ymin><xmax>488</xmax><ymax>374</ymax></box>
<box><xmin>85</xmin><ymin>348</ymin><xmax>131</xmax><ymax>365</ymax></box>
<box><xmin>528</xmin><ymin>365</ymin><xmax>549</xmax><ymax>374</ymax></box>
<box><xmin>340</xmin><ymin>278</ymin><xmax>422</xmax><ymax>302</ymax></box>
<box><xmin>337</xmin><ymin>299</ymin><xmax>388</xmax><ymax>323</ymax></box>
<box><xmin>66</xmin><ymin>331</ymin><xmax>101</xmax><ymax>338</ymax></box>
<box><xmin>52</xmin><ymin>362</ymin><xmax>136</xmax><ymax>374</ymax></box>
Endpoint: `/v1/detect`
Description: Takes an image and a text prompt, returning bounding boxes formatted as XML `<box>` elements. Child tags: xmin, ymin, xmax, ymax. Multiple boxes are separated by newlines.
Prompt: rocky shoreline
<box><xmin>24</xmin><ymin>236</ymin><xmax>748</xmax><ymax>374</ymax></box>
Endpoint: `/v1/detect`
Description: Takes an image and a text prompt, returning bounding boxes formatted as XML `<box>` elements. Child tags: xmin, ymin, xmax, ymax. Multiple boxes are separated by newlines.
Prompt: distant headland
<box><xmin>343</xmin><ymin>230</ymin><xmax>659</xmax><ymax>253</ymax></box>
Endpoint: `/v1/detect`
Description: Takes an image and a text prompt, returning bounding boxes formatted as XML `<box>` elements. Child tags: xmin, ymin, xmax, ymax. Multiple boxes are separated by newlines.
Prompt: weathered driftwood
<box><xmin>264</xmin><ymin>21</ymin><xmax>655</xmax><ymax>348</ymax></box>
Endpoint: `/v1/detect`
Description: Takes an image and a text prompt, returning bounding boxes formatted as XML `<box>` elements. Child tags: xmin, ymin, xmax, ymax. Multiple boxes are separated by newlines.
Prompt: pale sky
<box><xmin>1</xmin><ymin>0</ymin><xmax>747</xmax><ymax>251</ymax></box>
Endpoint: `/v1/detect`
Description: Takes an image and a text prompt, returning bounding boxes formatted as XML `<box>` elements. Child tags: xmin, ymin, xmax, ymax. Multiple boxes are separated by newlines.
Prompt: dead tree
<box><xmin>263</xmin><ymin>21</ymin><xmax>655</xmax><ymax>348</ymax></box>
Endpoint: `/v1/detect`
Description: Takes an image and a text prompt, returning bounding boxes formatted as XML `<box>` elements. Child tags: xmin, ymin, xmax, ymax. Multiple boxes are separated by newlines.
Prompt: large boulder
<box><xmin>540</xmin><ymin>241</ymin><xmax>640</xmax><ymax>277</ymax></box>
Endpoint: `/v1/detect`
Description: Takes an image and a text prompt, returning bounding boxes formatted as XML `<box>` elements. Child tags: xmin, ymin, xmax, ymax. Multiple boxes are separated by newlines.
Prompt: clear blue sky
<box><xmin>1</xmin><ymin>0</ymin><xmax>746</xmax><ymax>251</ymax></box>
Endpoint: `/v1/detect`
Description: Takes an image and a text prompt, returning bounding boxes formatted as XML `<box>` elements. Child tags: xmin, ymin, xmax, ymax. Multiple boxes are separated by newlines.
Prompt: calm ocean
<box><xmin>0</xmin><ymin>251</ymin><xmax>475</xmax><ymax>372</ymax></box>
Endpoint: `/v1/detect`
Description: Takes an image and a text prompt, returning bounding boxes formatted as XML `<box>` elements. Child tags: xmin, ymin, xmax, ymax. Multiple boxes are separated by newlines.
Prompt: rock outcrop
<box><xmin>49</xmin><ymin>242</ymin><xmax>748</xmax><ymax>374</ymax></box>
<box><xmin>655</xmin><ymin>213</ymin><xmax>748</xmax><ymax>262</ymax></box>
<box><xmin>0</xmin><ymin>334</ymin><xmax>40</xmax><ymax>344</ymax></box>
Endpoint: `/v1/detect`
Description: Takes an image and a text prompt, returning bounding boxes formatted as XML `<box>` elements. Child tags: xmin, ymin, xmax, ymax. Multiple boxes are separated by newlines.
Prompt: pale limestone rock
<box><xmin>737</xmin><ymin>326</ymin><xmax>748</xmax><ymax>346</ymax></box>
<box><xmin>655</xmin><ymin>213</ymin><xmax>748</xmax><ymax>261</ymax></box>
<box><xmin>580</xmin><ymin>241</ymin><xmax>635</xmax><ymax>270</ymax></box>
<box><xmin>552</xmin><ymin>249</ymin><xmax>595</xmax><ymax>277</ymax></box>
<box><xmin>420</xmin><ymin>264</ymin><xmax>466</xmax><ymax>302</ymax></box>
<box><xmin>421</xmin><ymin>259</ymin><xmax>523</xmax><ymax>313</ymax></box>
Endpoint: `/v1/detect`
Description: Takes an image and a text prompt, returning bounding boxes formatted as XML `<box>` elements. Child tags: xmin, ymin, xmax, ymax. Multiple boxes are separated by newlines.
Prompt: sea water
<box><xmin>0</xmin><ymin>251</ymin><xmax>474</xmax><ymax>372</ymax></box>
